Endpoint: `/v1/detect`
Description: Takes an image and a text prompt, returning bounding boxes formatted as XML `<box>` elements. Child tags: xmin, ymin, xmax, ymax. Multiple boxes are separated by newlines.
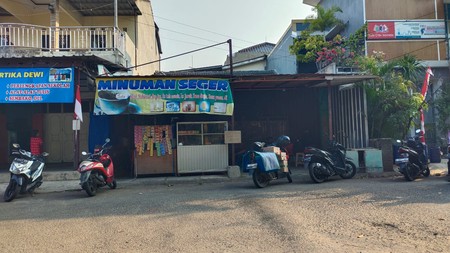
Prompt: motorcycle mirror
<box><xmin>415</xmin><ymin>129</ymin><xmax>421</xmax><ymax>134</ymax></box>
<box><xmin>12</xmin><ymin>143</ymin><xmax>20</xmax><ymax>148</ymax></box>
<box><xmin>105</xmin><ymin>138</ymin><xmax>110</xmax><ymax>143</ymax></box>
<box><xmin>82</xmin><ymin>151</ymin><xmax>88</xmax><ymax>155</ymax></box>
<box><xmin>42</xmin><ymin>152</ymin><xmax>49</xmax><ymax>157</ymax></box>
<box><xmin>396</xmin><ymin>140</ymin><xmax>401</xmax><ymax>143</ymax></box>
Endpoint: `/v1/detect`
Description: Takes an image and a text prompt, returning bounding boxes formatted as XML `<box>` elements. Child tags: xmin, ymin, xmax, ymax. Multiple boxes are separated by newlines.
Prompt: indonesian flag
<box><xmin>74</xmin><ymin>85</ymin><xmax>83</xmax><ymax>122</ymax></box>
<box><xmin>419</xmin><ymin>67</ymin><xmax>433</xmax><ymax>144</ymax></box>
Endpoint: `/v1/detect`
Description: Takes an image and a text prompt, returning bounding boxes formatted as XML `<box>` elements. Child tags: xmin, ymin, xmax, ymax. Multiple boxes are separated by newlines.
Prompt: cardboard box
<box><xmin>279</xmin><ymin>152</ymin><xmax>288</xmax><ymax>161</ymax></box>
<box><xmin>280</xmin><ymin>165</ymin><xmax>289</xmax><ymax>173</ymax></box>
<box><xmin>279</xmin><ymin>160</ymin><xmax>288</xmax><ymax>167</ymax></box>
<box><xmin>262</xmin><ymin>146</ymin><xmax>281</xmax><ymax>155</ymax></box>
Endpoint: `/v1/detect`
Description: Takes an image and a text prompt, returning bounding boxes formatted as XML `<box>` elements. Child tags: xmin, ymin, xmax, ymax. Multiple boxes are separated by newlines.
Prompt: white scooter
<box><xmin>3</xmin><ymin>143</ymin><xmax>49</xmax><ymax>202</ymax></box>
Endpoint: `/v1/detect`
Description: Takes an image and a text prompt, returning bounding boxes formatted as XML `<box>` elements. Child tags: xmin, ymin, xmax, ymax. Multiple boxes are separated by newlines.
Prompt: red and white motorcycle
<box><xmin>77</xmin><ymin>138</ymin><xmax>117</xmax><ymax>197</ymax></box>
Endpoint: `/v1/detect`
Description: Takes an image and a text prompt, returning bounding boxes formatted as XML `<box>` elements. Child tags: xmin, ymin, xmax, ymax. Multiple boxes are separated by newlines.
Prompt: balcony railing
<box><xmin>0</xmin><ymin>23</ymin><xmax>128</xmax><ymax>65</ymax></box>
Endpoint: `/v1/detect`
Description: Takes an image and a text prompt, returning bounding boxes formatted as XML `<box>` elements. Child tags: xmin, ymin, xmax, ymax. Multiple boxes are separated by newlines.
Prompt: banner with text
<box><xmin>367</xmin><ymin>20</ymin><xmax>445</xmax><ymax>40</ymax></box>
<box><xmin>93</xmin><ymin>77</ymin><xmax>234</xmax><ymax>116</ymax></box>
<box><xmin>0</xmin><ymin>67</ymin><xmax>74</xmax><ymax>103</ymax></box>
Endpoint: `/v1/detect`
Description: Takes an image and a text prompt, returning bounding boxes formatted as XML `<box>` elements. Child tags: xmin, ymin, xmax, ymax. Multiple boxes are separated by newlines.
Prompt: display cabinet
<box><xmin>177</xmin><ymin>122</ymin><xmax>226</xmax><ymax>146</ymax></box>
<box><xmin>176</xmin><ymin>121</ymin><xmax>229</xmax><ymax>173</ymax></box>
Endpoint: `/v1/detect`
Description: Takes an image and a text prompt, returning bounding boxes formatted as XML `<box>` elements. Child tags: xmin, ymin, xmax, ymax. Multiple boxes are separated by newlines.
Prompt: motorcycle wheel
<box><xmin>82</xmin><ymin>176</ymin><xmax>97</xmax><ymax>197</ymax></box>
<box><xmin>309</xmin><ymin>162</ymin><xmax>327</xmax><ymax>183</ymax></box>
<box><xmin>340</xmin><ymin>161</ymin><xmax>357</xmax><ymax>179</ymax></box>
<box><xmin>4</xmin><ymin>180</ymin><xmax>19</xmax><ymax>202</ymax></box>
<box><xmin>422</xmin><ymin>167</ymin><xmax>430</xmax><ymax>177</ymax></box>
<box><xmin>252</xmin><ymin>170</ymin><xmax>270</xmax><ymax>188</ymax></box>
<box><xmin>404</xmin><ymin>164</ymin><xmax>417</xmax><ymax>181</ymax></box>
<box><xmin>108</xmin><ymin>179</ymin><xmax>117</xmax><ymax>189</ymax></box>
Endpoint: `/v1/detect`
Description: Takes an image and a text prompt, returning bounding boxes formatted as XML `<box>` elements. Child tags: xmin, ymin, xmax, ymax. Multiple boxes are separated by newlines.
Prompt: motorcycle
<box><xmin>242</xmin><ymin>136</ymin><xmax>293</xmax><ymax>188</ymax></box>
<box><xmin>3</xmin><ymin>143</ymin><xmax>49</xmax><ymax>202</ymax></box>
<box><xmin>77</xmin><ymin>138</ymin><xmax>117</xmax><ymax>196</ymax></box>
<box><xmin>395</xmin><ymin>130</ymin><xmax>430</xmax><ymax>181</ymax></box>
<box><xmin>303</xmin><ymin>140</ymin><xmax>357</xmax><ymax>183</ymax></box>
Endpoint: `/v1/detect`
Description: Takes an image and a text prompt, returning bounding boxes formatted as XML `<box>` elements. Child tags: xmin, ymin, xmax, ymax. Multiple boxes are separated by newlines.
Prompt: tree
<box><xmin>433</xmin><ymin>81</ymin><xmax>450</xmax><ymax>135</ymax></box>
<box><xmin>306</xmin><ymin>5</ymin><xmax>343</xmax><ymax>32</ymax></box>
<box><xmin>358</xmin><ymin>53</ymin><xmax>425</xmax><ymax>139</ymax></box>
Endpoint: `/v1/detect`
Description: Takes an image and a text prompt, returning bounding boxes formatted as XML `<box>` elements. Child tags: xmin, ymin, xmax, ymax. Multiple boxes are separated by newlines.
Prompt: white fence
<box><xmin>0</xmin><ymin>23</ymin><xmax>125</xmax><ymax>55</ymax></box>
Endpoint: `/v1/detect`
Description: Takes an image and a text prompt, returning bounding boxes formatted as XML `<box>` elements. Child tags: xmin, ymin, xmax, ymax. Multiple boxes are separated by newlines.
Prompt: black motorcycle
<box><xmin>303</xmin><ymin>140</ymin><xmax>357</xmax><ymax>183</ymax></box>
<box><xmin>242</xmin><ymin>136</ymin><xmax>292</xmax><ymax>188</ymax></box>
<box><xmin>395</xmin><ymin>130</ymin><xmax>430</xmax><ymax>181</ymax></box>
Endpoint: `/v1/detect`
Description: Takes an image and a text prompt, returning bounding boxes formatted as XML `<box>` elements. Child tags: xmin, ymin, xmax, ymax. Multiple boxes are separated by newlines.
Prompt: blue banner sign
<box><xmin>0</xmin><ymin>67</ymin><xmax>74</xmax><ymax>103</ymax></box>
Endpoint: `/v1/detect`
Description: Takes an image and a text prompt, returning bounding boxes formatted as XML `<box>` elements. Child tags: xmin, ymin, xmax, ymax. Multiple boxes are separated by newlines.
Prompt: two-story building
<box><xmin>0</xmin><ymin>0</ymin><xmax>161</xmax><ymax>170</ymax></box>
<box><xmin>303</xmin><ymin>0</ymin><xmax>449</xmax><ymax>147</ymax></box>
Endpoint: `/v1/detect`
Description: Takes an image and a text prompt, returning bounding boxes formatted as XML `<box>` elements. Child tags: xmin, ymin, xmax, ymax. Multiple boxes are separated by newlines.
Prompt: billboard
<box><xmin>93</xmin><ymin>77</ymin><xmax>234</xmax><ymax>116</ymax></box>
<box><xmin>0</xmin><ymin>67</ymin><xmax>74</xmax><ymax>103</ymax></box>
<box><xmin>367</xmin><ymin>20</ymin><xmax>445</xmax><ymax>40</ymax></box>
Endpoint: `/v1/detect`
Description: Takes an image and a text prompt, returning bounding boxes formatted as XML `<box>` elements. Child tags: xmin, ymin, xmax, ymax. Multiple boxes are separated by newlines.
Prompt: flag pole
<box><xmin>73</xmin><ymin>69</ymin><xmax>83</xmax><ymax>170</ymax></box>
<box><xmin>74</xmin><ymin>119</ymin><xmax>79</xmax><ymax>171</ymax></box>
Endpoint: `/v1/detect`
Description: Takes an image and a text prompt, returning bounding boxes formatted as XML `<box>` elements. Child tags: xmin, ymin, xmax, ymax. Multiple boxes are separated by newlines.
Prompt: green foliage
<box><xmin>433</xmin><ymin>81</ymin><xmax>450</xmax><ymax>132</ymax></box>
<box><xmin>361</xmin><ymin>54</ymin><xmax>425</xmax><ymax>139</ymax></box>
<box><xmin>289</xmin><ymin>31</ymin><xmax>329</xmax><ymax>63</ymax></box>
<box><xmin>289</xmin><ymin>5</ymin><xmax>426</xmax><ymax>139</ymax></box>
<box><xmin>306</xmin><ymin>5</ymin><xmax>343</xmax><ymax>32</ymax></box>
<box><xmin>290</xmin><ymin>24</ymin><xmax>366</xmax><ymax>66</ymax></box>
<box><xmin>344</xmin><ymin>24</ymin><xmax>366</xmax><ymax>57</ymax></box>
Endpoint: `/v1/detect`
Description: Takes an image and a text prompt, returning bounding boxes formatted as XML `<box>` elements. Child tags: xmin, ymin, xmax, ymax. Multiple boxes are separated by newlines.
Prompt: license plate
<box><xmin>395</xmin><ymin>158</ymin><xmax>408</xmax><ymax>164</ymax></box>
<box><xmin>246</xmin><ymin>163</ymin><xmax>257</xmax><ymax>169</ymax></box>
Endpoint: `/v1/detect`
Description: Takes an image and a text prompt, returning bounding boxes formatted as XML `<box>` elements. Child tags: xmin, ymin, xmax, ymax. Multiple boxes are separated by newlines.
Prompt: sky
<box><xmin>151</xmin><ymin>0</ymin><xmax>315</xmax><ymax>71</ymax></box>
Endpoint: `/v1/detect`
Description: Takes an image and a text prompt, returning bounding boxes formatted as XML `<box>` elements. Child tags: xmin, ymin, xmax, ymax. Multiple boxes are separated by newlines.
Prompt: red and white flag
<box><xmin>419</xmin><ymin>67</ymin><xmax>433</xmax><ymax>144</ymax></box>
<box><xmin>74</xmin><ymin>85</ymin><xmax>83</xmax><ymax>122</ymax></box>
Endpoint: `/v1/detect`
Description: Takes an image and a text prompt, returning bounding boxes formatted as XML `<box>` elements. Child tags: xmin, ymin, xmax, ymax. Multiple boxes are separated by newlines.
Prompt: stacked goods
<box><xmin>278</xmin><ymin>152</ymin><xmax>289</xmax><ymax>173</ymax></box>
<box><xmin>262</xmin><ymin>146</ymin><xmax>281</xmax><ymax>155</ymax></box>
<box><xmin>134</xmin><ymin>125</ymin><xmax>173</xmax><ymax>157</ymax></box>
<box><xmin>261</xmin><ymin>146</ymin><xmax>288</xmax><ymax>172</ymax></box>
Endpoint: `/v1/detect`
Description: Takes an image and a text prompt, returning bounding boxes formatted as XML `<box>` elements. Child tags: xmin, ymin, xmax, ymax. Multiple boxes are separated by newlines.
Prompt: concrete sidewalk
<box><xmin>0</xmin><ymin>159</ymin><xmax>448</xmax><ymax>194</ymax></box>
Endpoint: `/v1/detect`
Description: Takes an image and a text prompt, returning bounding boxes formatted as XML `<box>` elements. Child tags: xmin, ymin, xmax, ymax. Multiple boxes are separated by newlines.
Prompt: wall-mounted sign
<box><xmin>367</xmin><ymin>20</ymin><xmax>445</xmax><ymax>40</ymax></box>
<box><xmin>93</xmin><ymin>77</ymin><xmax>234</xmax><ymax>116</ymax></box>
<box><xmin>367</xmin><ymin>22</ymin><xmax>395</xmax><ymax>40</ymax></box>
<box><xmin>0</xmin><ymin>67</ymin><xmax>74</xmax><ymax>103</ymax></box>
<box><xmin>224</xmin><ymin>131</ymin><xmax>241</xmax><ymax>144</ymax></box>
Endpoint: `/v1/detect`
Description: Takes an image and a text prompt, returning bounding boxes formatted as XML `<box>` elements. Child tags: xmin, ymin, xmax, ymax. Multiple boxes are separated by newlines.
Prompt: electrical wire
<box><xmin>116</xmin><ymin>40</ymin><xmax>231</xmax><ymax>72</ymax></box>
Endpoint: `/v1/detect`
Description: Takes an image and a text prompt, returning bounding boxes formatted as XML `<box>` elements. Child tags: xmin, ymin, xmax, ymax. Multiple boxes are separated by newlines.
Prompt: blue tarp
<box><xmin>242</xmin><ymin>151</ymin><xmax>280</xmax><ymax>172</ymax></box>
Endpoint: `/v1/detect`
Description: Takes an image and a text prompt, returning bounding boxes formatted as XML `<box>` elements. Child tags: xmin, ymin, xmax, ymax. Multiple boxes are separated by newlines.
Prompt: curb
<box><xmin>0</xmin><ymin>164</ymin><xmax>447</xmax><ymax>194</ymax></box>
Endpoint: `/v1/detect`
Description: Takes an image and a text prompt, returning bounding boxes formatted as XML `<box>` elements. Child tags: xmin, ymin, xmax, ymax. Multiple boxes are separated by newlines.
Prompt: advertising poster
<box><xmin>412</xmin><ymin>21</ymin><xmax>445</xmax><ymax>39</ymax></box>
<box><xmin>367</xmin><ymin>22</ymin><xmax>395</xmax><ymax>40</ymax></box>
<box><xmin>0</xmin><ymin>67</ymin><xmax>74</xmax><ymax>103</ymax></box>
<box><xmin>395</xmin><ymin>22</ymin><xmax>423</xmax><ymax>39</ymax></box>
<box><xmin>367</xmin><ymin>20</ymin><xmax>445</xmax><ymax>40</ymax></box>
<box><xmin>93</xmin><ymin>77</ymin><xmax>234</xmax><ymax>116</ymax></box>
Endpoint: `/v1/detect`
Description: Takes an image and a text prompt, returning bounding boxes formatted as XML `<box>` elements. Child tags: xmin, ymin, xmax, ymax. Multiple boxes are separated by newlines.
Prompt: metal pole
<box><xmin>73</xmin><ymin>69</ymin><xmax>81</xmax><ymax>170</ymax></box>
<box><xmin>228</xmin><ymin>39</ymin><xmax>233</xmax><ymax>77</ymax></box>
<box><xmin>114</xmin><ymin>0</ymin><xmax>118</xmax><ymax>29</ymax></box>
<box><xmin>328</xmin><ymin>82</ymin><xmax>333</xmax><ymax>141</ymax></box>
<box><xmin>227</xmin><ymin>39</ymin><xmax>236</xmax><ymax>165</ymax></box>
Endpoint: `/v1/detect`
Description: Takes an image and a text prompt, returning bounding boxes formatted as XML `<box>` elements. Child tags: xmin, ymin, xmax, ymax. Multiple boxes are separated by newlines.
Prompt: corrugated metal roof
<box><xmin>237</xmin><ymin>42</ymin><xmax>275</xmax><ymax>54</ymax></box>
<box><xmin>152</xmin><ymin>72</ymin><xmax>377</xmax><ymax>91</ymax></box>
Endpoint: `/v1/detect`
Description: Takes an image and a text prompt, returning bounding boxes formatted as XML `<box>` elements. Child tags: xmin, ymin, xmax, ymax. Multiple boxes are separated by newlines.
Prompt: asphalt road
<box><xmin>1</xmin><ymin>172</ymin><xmax>449</xmax><ymax>252</ymax></box>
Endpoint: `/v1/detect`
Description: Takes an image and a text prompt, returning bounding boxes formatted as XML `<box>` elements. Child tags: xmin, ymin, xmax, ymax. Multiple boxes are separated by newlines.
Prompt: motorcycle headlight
<box><xmin>79</xmin><ymin>164</ymin><xmax>89</xmax><ymax>172</ymax></box>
